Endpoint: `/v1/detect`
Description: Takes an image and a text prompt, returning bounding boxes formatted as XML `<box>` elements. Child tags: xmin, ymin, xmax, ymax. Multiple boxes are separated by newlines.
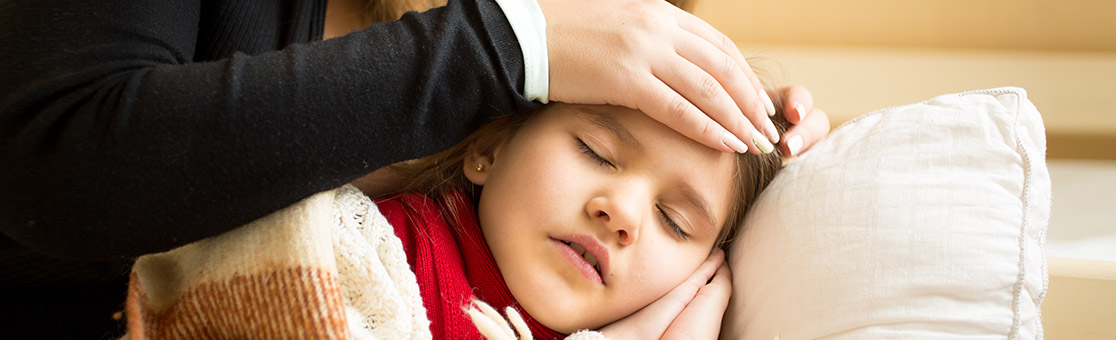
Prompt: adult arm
<box><xmin>0</xmin><ymin>0</ymin><xmax>533</xmax><ymax>259</ymax></box>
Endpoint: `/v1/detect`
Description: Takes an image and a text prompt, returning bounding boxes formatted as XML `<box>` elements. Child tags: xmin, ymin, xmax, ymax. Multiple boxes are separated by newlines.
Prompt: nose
<box><xmin>586</xmin><ymin>191</ymin><xmax>642</xmax><ymax>246</ymax></box>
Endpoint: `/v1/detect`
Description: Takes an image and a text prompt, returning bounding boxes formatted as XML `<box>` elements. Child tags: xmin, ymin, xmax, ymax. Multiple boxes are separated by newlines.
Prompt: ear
<box><xmin>463</xmin><ymin>146</ymin><xmax>494</xmax><ymax>186</ymax></box>
<box><xmin>463</xmin><ymin>122</ymin><xmax>511</xmax><ymax>186</ymax></box>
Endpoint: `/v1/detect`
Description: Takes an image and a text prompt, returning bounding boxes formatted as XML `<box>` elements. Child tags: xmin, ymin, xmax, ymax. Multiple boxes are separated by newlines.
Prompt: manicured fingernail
<box><xmin>787</xmin><ymin>135</ymin><xmax>803</xmax><ymax>156</ymax></box>
<box><xmin>722</xmin><ymin>131</ymin><xmax>749</xmax><ymax>153</ymax></box>
<box><xmin>764</xmin><ymin>118</ymin><xmax>780</xmax><ymax>144</ymax></box>
<box><xmin>752</xmin><ymin>132</ymin><xmax>774</xmax><ymax>154</ymax></box>
<box><xmin>760</xmin><ymin>90</ymin><xmax>776</xmax><ymax>117</ymax></box>
<box><xmin>792</xmin><ymin>103</ymin><xmax>805</xmax><ymax>122</ymax></box>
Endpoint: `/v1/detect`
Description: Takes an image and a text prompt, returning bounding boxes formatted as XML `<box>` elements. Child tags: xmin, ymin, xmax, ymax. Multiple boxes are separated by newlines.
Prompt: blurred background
<box><xmin>689</xmin><ymin>0</ymin><xmax>1116</xmax><ymax>336</ymax></box>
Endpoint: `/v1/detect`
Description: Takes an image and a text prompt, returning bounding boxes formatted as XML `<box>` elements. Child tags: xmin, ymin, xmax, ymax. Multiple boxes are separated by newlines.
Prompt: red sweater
<box><xmin>376</xmin><ymin>192</ymin><xmax>564</xmax><ymax>340</ymax></box>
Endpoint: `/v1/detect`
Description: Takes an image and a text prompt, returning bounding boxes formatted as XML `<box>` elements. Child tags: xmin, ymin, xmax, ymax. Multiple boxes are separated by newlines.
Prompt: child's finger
<box><xmin>781</xmin><ymin>107</ymin><xmax>831</xmax><ymax>157</ymax></box>
<box><xmin>700</xmin><ymin>261</ymin><xmax>733</xmax><ymax>305</ymax></box>
<box><xmin>662</xmin><ymin>262</ymin><xmax>732</xmax><ymax>340</ymax></box>
<box><xmin>599</xmin><ymin>249</ymin><xmax>726</xmax><ymax>339</ymax></box>
<box><xmin>634</xmin><ymin>249</ymin><xmax>725</xmax><ymax>320</ymax></box>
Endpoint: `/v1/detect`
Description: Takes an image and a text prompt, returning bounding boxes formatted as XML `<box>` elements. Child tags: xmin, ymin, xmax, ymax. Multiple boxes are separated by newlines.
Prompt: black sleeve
<box><xmin>0</xmin><ymin>0</ymin><xmax>538</xmax><ymax>260</ymax></box>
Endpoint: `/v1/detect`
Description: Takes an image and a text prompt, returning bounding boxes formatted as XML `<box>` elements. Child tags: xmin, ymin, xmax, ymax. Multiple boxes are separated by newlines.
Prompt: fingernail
<box><xmin>787</xmin><ymin>135</ymin><xmax>803</xmax><ymax>156</ymax></box>
<box><xmin>760</xmin><ymin>90</ymin><xmax>776</xmax><ymax>117</ymax></box>
<box><xmin>764</xmin><ymin>118</ymin><xmax>780</xmax><ymax>144</ymax></box>
<box><xmin>722</xmin><ymin>131</ymin><xmax>749</xmax><ymax>153</ymax></box>
<box><xmin>752</xmin><ymin>132</ymin><xmax>774</xmax><ymax>154</ymax></box>
<box><xmin>792</xmin><ymin>103</ymin><xmax>805</xmax><ymax>122</ymax></box>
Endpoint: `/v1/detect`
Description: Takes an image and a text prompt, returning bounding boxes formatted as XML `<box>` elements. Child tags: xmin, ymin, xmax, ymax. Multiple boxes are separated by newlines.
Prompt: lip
<box><xmin>550</xmin><ymin>234</ymin><xmax>610</xmax><ymax>286</ymax></box>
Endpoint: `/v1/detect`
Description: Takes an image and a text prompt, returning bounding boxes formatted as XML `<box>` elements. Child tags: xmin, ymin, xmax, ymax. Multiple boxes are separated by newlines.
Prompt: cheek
<box><xmin>624</xmin><ymin>244</ymin><xmax>709</xmax><ymax>304</ymax></box>
<box><xmin>487</xmin><ymin>148</ymin><xmax>596</xmax><ymax>220</ymax></box>
<box><xmin>478</xmin><ymin>143</ymin><xmax>594</xmax><ymax>263</ymax></box>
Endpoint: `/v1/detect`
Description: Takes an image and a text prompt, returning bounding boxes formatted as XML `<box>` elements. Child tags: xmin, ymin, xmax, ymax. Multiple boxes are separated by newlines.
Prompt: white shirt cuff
<box><xmin>493</xmin><ymin>0</ymin><xmax>549</xmax><ymax>103</ymax></box>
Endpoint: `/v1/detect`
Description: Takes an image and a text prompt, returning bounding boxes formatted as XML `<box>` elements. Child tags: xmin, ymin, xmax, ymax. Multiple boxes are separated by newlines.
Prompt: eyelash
<box><xmin>576</xmin><ymin>138</ymin><xmax>613</xmax><ymax>168</ymax></box>
<box><xmin>658</xmin><ymin>206</ymin><xmax>687</xmax><ymax>240</ymax></box>
<box><xmin>577</xmin><ymin>138</ymin><xmax>687</xmax><ymax>241</ymax></box>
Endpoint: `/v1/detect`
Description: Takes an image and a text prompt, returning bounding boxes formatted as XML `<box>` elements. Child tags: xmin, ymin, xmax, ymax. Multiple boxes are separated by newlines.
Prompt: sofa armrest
<box><xmin>1042</xmin><ymin>257</ymin><xmax>1116</xmax><ymax>339</ymax></box>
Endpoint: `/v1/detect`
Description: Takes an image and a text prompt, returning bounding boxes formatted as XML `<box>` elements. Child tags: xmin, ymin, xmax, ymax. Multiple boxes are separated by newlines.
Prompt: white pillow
<box><xmin>723</xmin><ymin>87</ymin><xmax>1050</xmax><ymax>339</ymax></box>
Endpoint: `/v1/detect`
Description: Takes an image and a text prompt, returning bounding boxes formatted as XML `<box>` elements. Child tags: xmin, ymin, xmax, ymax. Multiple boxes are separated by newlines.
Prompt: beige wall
<box><xmin>693</xmin><ymin>0</ymin><xmax>1116</xmax><ymax>51</ymax></box>
<box><xmin>691</xmin><ymin>0</ymin><xmax>1116</xmax><ymax>160</ymax></box>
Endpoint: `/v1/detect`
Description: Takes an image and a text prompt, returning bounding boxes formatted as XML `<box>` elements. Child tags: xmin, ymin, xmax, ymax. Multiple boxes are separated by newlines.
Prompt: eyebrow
<box><xmin>574</xmin><ymin>107</ymin><xmax>717</xmax><ymax>232</ymax></box>
<box><xmin>678</xmin><ymin>182</ymin><xmax>718</xmax><ymax>233</ymax></box>
<box><xmin>574</xmin><ymin>107</ymin><xmax>642</xmax><ymax>151</ymax></box>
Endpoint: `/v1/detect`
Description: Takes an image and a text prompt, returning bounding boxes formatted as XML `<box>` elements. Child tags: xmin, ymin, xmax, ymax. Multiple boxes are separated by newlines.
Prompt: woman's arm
<box><xmin>0</xmin><ymin>0</ymin><xmax>533</xmax><ymax>259</ymax></box>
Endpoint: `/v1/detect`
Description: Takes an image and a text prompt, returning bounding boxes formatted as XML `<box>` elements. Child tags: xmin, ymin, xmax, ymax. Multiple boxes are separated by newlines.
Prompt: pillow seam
<box><xmin>1004</xmin><ymin>88</ymin><xmax>1042</xmax><ymax>340</ymax></box>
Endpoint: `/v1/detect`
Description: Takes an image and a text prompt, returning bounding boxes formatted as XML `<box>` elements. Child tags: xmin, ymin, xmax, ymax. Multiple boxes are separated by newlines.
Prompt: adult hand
<box><xmin>539</xmin><ymin>0</ymin><xmax>778</xmax><ymax>155</ymax></box>
<box><xmin>598</xmin><ymin>249</ymin><xmax>731</xmax><ymax>340</ymax></box>
<box><xmin>769</xmin><ymin>85</ymin><xmax>831</xmax><ymax>157</ymax></box>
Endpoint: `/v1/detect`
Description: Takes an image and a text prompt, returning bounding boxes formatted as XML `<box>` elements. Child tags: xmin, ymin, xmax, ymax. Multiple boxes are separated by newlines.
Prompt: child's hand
<box><xmin>598</xmin><ymin>249</ymin><xmax>731</xmax><ymax>340</ymax></box>
<box><xmin>661</xmin><ymin>259</ymin><xmax>732</xmax><ymax>339</ymax></box>
<box><xmin>540</xmin><ymin>0</ymin><xmax>777</xmax><ymax>155</ymax></box>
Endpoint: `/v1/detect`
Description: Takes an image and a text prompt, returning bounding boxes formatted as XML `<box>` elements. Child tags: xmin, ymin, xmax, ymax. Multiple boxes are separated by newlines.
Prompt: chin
<box><xmin>523</xmin><ymin>298</ymin><xmax>616</xmax><ymax>334</ymax></box>
<box><xmin>535</xmin><ymin>313</ymin><xmax>607</xmax><ymax>335</ymax></box>
<box><xmin>513</xmin><ymin>288</ymin><xmax>598</xmax><ymax>333</ymax></box>
<box><xmin>519</xmin><ymin>296</ymin><xmax>576</xmax><ymax>333</ymax></box>
<box><xmin>503</xmin><ymin>260</ymin><xmax>619</xmax><ymax>333</ymax></box>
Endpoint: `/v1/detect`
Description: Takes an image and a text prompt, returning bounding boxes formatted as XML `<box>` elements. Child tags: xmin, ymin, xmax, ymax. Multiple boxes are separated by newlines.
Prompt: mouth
<box><xmin>551</xmin><ymin>235</ymin><xmax>609</xmax><ymax>286</ymax></box>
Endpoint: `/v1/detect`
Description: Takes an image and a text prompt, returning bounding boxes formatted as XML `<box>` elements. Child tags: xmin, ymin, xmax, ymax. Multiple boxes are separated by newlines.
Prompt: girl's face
<box><xmin>465</xmin><ymin>103</ymin><xmax>738</xmax><ymax>332</ymax></box>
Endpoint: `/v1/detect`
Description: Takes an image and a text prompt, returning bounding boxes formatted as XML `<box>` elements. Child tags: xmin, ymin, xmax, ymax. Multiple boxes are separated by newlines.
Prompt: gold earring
<box><xmin>476</xmin><ymin>163</ymin><xmax>485</xmax><ymax>172</ymax></box>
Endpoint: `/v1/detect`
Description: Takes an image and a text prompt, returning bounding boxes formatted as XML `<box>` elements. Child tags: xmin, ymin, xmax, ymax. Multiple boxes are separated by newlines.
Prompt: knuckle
<box><xmin>720</xmin><ymin>54</ymin><xmax>738</xmax><ymax>80</ymax></box>
<box><xmin>788</xmin><ymin>84</ymin><xmax>811</xmax><ymax>103</ymax></box>
<box><xmin>698</xmin><ymin>75</ymin><xmax>721</xmax><ymax>100</ymax></box>
<box><xmin>614</xmin><ymin>63</ymin><xmax>639</xmax><ymax>84</ymax></box>
<box><xmin>617</xmin><ymin>30</ymin><xmax>644</xmax><ymax>55</ymax></box>
<box><xmin>667</xmin><ymin>97</ymin><xmax>691</xmax><ymax>121</ymax></box>
<box><xmin>719</xmin><ymin>34</ymin><xmax>737</xmax><ymax>53</ymax></box>
<box><xmin>734</xmin><ymin>92</ymin><xmax>761</xmax><ymax>119</ymax></box>
<box><xmin>815</xmin><ymin>108</ymin><xmax>831</xmax><ymax>128</ymax></box>
<box><xmin>727</xmin><ymin>118</ymin><xmax>752</xmax><ymax>137</ymax></box>
<box><xmin>682</xmin><ymin>279</ymin><xmax>705</xmax><ymax>292</ymax></box>
<box><xmin>750</xmin><ymin>95</ymin><xmax>767</xmax><ymax>117</ymax></box>
<box><xmin>630</xmin><ymin>11</ymin><xmax>658</xmax><ymax>32</ymax></box>
<box><xmin>699</xmin><ymin>119</ymin><xmax>719</xmax><ymax>138</ymax></box>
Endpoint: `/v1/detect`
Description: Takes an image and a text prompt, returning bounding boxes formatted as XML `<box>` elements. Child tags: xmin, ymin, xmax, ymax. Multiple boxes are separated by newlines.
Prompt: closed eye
<box><xmin>658</xmin><ymin>206</ymin><xmax>687</xmax><ymax>240</ymax></box>
<box><xmin>576</xmin><ymin>138</ymin><xmax>614</xmax><ymax>168</ymax></box>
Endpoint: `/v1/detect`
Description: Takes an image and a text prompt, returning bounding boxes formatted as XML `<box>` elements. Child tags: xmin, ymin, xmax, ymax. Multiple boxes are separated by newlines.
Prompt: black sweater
<box><xmin>0</xmin><ymin>0</ymin><xmax>537</xmax><ymax>260</ymax></box>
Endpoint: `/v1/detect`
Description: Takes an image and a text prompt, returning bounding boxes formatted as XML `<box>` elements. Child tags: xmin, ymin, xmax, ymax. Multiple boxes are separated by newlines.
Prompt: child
<box><xmin>120</xmin><ymin>101</ymin><xmax>787</xmax><ymax>340</ymax></box>
<box><xmin>372</xmin><ymin>101</ymin><xmax>786</xmax><ymax>338</ymax></box>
